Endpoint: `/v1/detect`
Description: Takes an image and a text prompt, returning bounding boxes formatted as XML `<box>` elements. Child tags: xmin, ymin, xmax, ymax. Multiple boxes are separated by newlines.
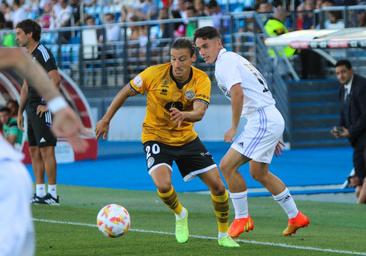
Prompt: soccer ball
<box><xmin>97</xmin><ymin>204</ymin><xmax>131</xmax><ymax>238</ymax></box>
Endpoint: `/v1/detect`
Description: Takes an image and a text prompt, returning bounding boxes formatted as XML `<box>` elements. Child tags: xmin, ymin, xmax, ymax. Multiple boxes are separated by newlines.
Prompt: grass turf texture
<box><xmin>33</xmin><ymin>185</ymin><xmax>366</xmax><ymax>256</ymax></box>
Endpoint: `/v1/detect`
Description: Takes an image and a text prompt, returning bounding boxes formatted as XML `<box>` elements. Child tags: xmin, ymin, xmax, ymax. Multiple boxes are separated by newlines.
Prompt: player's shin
<box><xmin>210</xmin><ymin>190</ymin><xmax>229</xmax><ymax>239</ymax></box>
<box><xmin>157</xmin><ymin>186</ymin><xmax>186</xmax><ymax>219</ymax></box>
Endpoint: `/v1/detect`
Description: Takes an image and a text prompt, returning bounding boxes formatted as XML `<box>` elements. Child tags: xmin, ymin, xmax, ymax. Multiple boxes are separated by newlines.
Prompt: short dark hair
<box><xmin>171</xmin><ymin>38</ymin><xmax>195</xmax><ymax>57</ymax></box>
<box><xmin>193</xmin><ymin>26</ymin><xmax>221</xmax><ymax>43</ymax></box>
<box><xmin>0</xmin><ymin>106</ymin><xmax>10</xmax><ymax>114</ymax></box>
<box><xmin>16</xmin><ymin>19</ymin><xmax>41</xmax><ymax>42</ymax></box>
<box><xmin>335</xmin><ymin>59</ymin><xmax>352</xmax><ymax>70</ymax></box>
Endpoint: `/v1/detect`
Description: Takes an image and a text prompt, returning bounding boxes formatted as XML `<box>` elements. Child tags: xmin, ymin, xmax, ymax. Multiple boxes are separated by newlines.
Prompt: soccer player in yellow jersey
<box><xmin>95</xmin><ymin>38</ymin><xmax>239</xmax><ymax>247</ymax></box>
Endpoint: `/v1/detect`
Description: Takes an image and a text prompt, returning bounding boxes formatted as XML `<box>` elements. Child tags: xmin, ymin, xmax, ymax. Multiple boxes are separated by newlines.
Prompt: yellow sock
<box><xmin>157</xmin><ymin>186</ymin><xmax>183</xmax><ymax>215</ymax></box>
<box><xmin>211</xmin><ymin>190</ymin><xmax>229</xmax><ymax>233</ymax></box>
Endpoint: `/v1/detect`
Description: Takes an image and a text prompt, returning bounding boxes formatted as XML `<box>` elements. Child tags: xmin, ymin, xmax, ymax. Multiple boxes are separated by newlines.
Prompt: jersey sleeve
<box><xmin>44</xmin><ymin>56</ymin><xmax>57</xmax><ymax>72</ymax></box>
<box><xmin>217</xmin><ymin>56</ymin><xmax>242</xmax><ymax>91</ymax></box>
<box><xmin>194</xmin><ymin>75</ymin><xmax>211</xmax><ymax>105</ymax></box>
<box><xmin>129</xmin><ymin>67</ymin><xmax>152</xmax><ymax>94</ymax></box>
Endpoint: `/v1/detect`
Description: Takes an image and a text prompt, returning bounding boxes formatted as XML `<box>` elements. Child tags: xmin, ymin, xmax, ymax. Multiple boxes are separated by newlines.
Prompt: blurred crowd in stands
<box><xmin>0</xmin><ymin>0</ymin><xmax>365</xmax><ymax>41</ymax></box>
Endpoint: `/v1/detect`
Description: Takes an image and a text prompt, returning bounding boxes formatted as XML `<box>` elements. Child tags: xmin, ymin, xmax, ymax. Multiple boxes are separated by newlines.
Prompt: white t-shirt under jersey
<box><xmin>215</xmin><ymin>48</ymin><xmax>276</xmax><ymax>115</ymax></box>
<box><xmin>0</xmin><ymin>135</ymin><xmax>23</xmax><ymax>161</ymax></box>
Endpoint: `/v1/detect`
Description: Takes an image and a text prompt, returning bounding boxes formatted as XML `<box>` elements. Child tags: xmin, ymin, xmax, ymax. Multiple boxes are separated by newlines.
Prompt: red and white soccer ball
<box><xmin>97</xmin><ymin>204</ymin><xmax>131</xmax><ymax>238</ymax></box>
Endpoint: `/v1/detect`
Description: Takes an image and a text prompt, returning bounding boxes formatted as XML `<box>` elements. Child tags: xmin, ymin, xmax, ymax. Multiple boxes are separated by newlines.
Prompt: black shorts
<box><xmin>26</xmin><ymin>104</ymin><xmax>57</xmax><ymax>147</ymax></box>
<box><xmin>143</xmin><ymin>137</ymin><xmax>217</xmax><ymax>181</ymax></box>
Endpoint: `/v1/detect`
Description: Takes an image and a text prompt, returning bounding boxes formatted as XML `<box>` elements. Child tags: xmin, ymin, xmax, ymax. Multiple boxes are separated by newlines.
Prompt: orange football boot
<box><xmin>228</xmin><ymin>216</ymin><xmax>254</xmax><ymax>238</ymax></box>
<box><xmin>283</xmin><ymin>211</ymin><xmax>310</xmax><ymax>236</ymax></box>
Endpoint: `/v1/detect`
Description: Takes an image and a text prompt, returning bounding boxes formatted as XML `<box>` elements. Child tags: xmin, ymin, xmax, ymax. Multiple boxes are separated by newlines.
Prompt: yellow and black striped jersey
<box><xmin>129</xmin><ymin>63</ymin><xmax>211</xmax><ymax>146</ymax></box>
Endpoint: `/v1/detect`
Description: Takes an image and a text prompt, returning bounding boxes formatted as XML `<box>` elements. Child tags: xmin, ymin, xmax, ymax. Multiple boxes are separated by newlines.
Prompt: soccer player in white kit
<box><xmin>0</xmin><ymin>47</ymin><xmax>87</xmax><ymax>256</ymax></box>
<box><xmin>194</xmin><ymin>26</ymin><xmax>310</xmax><ymax>238</ymax></box>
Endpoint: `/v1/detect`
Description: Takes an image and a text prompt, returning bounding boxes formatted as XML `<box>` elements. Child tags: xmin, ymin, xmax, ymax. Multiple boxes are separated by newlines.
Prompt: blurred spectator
<box><xmin>100</xmin><ymin>13</ymin><xmax>120</xmax><ymax>43</ymax></box>
<box><xmin>39</xmin><ymin>1</ymin><xmax>53</xmax><ymax>28</ymax></box>
<box><xmin>70</xmin><ymin>0</ymin><xmax>80</xmax><ymax>26</ymax></box>
<box><xmin>255</xmin><ymin>1</ymin><xmax>272</xmax><ymax>13</ymax></box>
<box><xmin>0</xmin><ymin>1</ymin><xmax>12</xmax><ymax>22</ymax></box>
<box><xmin>0</xmin><ymin>106</ymin><xmax>23</xmax><ymax>148</ymax></box>
<box><xmin>357</xmin><ymin>2</ymin><xmax>366</xmax><ymax>27</ymax></box>
<box><xmin>264</xmin><ymin>4</ymin><xmax>296</xmax><ymax>58</ymax></box>
<box><xmin>158</xmin><ymin>6</ymin><xmax>174</xmax><ymax>46</ymax></box>
<box><xmin>52</xmin><ymin>0</ymin><xmax>72</xmax><ymax>28</ymax></box>
<box><xmin>185</xmin><ymin>5</ymin><xmax>197</xmax><ymax>38</ymax></box>
<box><xmin>132</xmin><ymin>0</ymin><xmax>158</xmax><ymax>20</ymax></box>
<box><xmin>296</xmin><ymin>0</ymin><xmax>315</xmax><ymax>29</ymax></box>
<box><xmin>99</xmin><ymin>13</ymin><xmax>121</xmax><ymax>58</ymax></box>
<box><xmin>171</xmin><ymin>0</ymin><xmax>187</xmax><ymax>37</ymax></box>
<box><xmin>0</xmin><ymin>11</ymin><xmax>5</xmax><ymax>29</ymax></box>
<box><xmin>331</xmin><ymin>60</ymin><xmax>366</xmax><ymax>204</ymax></box>
<box><xmin>85</xmin><ymin>15</ymin><xmax>102</xmax><ymax>39</ymax></box>
<box><xmin>255</xmin><ymin>1</ymin><xmax>272</xmax><ymax>24</ymax></box>
<box><xmin>2</xmin><ymin>21</ymin><xmax>16</xmax><ymax>47</ymax></box>
<box><xmin>26</xmin><ymin>0</ymin><xmax>41</xmax><ymax>20</ymax></box>
<box><xmin>194</xmin><ymin>0</ymin><xmax>206</xmax><ymax>16</ymax></box>
<box><xmin>11</xmin><ymin>0</ymin><xmax>28</xmax><ymax>27</ymax></box>
<box><xmin>6</xmin><ymin>99</ymin><xmax>19</xmax><ymax>118</ymax></box>
<box><xmin>52</xmin><ymin>0</ymin><xmax>72</xmax><ymax>43</ymax></box>
<box><xmin>206</xmin><ymin>0</ymin><xmax>229</xmax><ymax>34</ymax></box>
<box><xmin>320</xmin><ymin>0</ymin><xmax>345</xmax><ymax>29</ymax></box>
<box><xmin>128</xmin><ymin>15</ymin><xmax>148</xmax><ymax>47</ymax></box>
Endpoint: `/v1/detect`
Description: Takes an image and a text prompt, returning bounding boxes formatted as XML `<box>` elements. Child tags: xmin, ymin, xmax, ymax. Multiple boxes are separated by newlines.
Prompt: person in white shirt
<box><xmin>194</xmin><ymin>26</ymin><xmax>310</xmax><ymax>238</ymax></box>
<box><xmin>0</xmin><ymin>47</ymin><xmax>87</xmax><ymax>256</ymax></box>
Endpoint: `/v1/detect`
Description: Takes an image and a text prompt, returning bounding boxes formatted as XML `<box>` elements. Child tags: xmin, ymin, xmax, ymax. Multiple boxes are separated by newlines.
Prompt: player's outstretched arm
<box><xmin>0</xmin><ymin>48</ymin><xmax>87</xmax><ymax>152</ymax></box>
<box><xmin>95</xmin><ymin>84</ymin><xmax>136</xmax><ymax>139</ymax></box>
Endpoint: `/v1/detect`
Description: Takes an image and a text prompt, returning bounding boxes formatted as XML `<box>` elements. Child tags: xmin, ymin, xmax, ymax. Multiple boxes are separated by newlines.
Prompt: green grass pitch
<box><xmin>32</xmin><ymin>185</ymin><xmax>366</xmax><ymax>256</ymax></box>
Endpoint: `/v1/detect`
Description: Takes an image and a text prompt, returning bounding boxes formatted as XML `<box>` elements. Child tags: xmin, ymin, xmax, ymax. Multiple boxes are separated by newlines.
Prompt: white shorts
<box><xmin>231</xmin><ymin>106</ymin><xmax>285</xmax><ymax>164</ymax></box>
<box><xmin>0</xmin><ymin>160</ymin><xmax>34</xmax><ymax>256</ymax></box>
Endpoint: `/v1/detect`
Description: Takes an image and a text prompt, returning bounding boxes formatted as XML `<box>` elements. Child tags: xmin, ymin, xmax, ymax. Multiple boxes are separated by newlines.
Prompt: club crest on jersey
<box><xmin>185</xmin><ymin>90</ymin><xmax>195</xmax><ymax>100</ymax></box>
<box><xmin>147</xmin><ymin>156</ymin><xmax>155</xmax><ymax>168</ymax></box>
<box><xmin>133</xmin><ymin>75</ymin><xmax>143</xmax><ymax>88</ymax></box>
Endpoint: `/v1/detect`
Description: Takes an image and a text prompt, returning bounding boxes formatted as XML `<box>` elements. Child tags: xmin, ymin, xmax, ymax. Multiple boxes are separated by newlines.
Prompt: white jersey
<box><xmin>215</xmin><ymin>48</ymin><xmax>276</xmax><ymax>115</ymax></box>
<box><xmin>0</xmin><ymin>135</ymin><xmax>23</xmax><ymax>161</ymax></box>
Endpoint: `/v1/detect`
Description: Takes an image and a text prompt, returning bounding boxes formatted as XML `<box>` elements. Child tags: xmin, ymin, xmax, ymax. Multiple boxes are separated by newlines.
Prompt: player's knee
<box><xmin>250</xmin><ymin>169</ymin><xmax>266</xmax><ymax>182</ymax></box>
<box><xmin>156</xmin><ymin>183</ymin><xmax>172</xmax><ymax>194</ymax></box>
<box><xmin>219</xmin><ymin>160</ymin><xmax>231</xmax><ymax>176</ymax></box>
<box><xmin>209</xmin><ymin>182</ymin><xmax>226</xmax><ymax>196</ymax></box>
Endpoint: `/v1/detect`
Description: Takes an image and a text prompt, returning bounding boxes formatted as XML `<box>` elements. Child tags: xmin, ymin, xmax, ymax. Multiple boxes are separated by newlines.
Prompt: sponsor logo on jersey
<box><xmin>133</xmin><ymin>75</ymin><xmax>143</xmax><ymax>88</ymax></box>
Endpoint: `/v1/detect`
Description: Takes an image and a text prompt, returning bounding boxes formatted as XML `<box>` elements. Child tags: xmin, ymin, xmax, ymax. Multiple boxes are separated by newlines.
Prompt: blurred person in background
<box><xmin>38</xmin><ymin>1</ymin><xmax>53</xmax><ymax>28</ymax></box>
<box><xmin>11</xmin><ymin>0</ymin><xmax>28</xmax><ymax>27</ymax></box>
<box><xmin>52</xmin><ymin>0</ymin><xmax>72</xmax><ymax>43</ymax></box>
<box><xmin>331</xmin><ymin>60</ymin><xmax>366</xmax><ymax>204</ymax></box>
<box><xmin>16</xmin><ymin>19</ymin><xmax>61</xmax><ymax>205</ymax></box>
<box><xmin>296</xmin><ymin>0</ymin><xmax>315</xmax><ymax>29</ymax></box>
<box><xmin>264</xmin><ymin>3</ymin><xmax>296</xmax><ymax>58</ymax></box>
<box><xmin>6</xmin><ymin>99</ymin><xmax>20</xmax><ymax>118</ymax></box>
<box><xmin>194</xmin><ymin>0</ymin><xmax>206</xmax><ymax>16</ymax></box>
<box><xmin>206</xmin><ymin>0</ymin><xmax>229</xmax><ymax>34</ymax></box>
<box><xmin>0</xmin><ymin>106</ymin><xmax>23</xmax><ymax>149</ymax></box>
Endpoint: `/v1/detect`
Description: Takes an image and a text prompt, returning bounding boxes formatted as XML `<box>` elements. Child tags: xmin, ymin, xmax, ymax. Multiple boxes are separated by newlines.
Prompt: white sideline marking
<box><xmin>33</xmin><ymin>218</ymin><xmax>366</xmax><ymax>256</ymax></box>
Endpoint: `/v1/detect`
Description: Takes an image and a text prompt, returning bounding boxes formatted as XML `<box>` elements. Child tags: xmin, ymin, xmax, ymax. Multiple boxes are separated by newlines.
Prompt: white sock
<box><xmin>36</xmin><ymin>184</ymin><xmax>46</xmax><ymax>197</ymax></box>
<box><xmin>48</xmin><ymin>184</ymin><xmax>57</xmax><ymax>198</ymax></box>
<box><xmin>273</xmin><ymin>188</ymin><xmax>298</xmax><ymax>219</ymax></box>
<box><xmin>175</xmin><ymin>207</ymin><xmax>187</xmax><ymax>220</ymax></box>
<box><xmin>229</xmin><ymin>191</ymin><xmax>249</xmax><ymax>219</ymax></box>
<box><xmin>218</xmin><ymin>232</ymin><xmax>228</xmax><ymax>240</ymax></box>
